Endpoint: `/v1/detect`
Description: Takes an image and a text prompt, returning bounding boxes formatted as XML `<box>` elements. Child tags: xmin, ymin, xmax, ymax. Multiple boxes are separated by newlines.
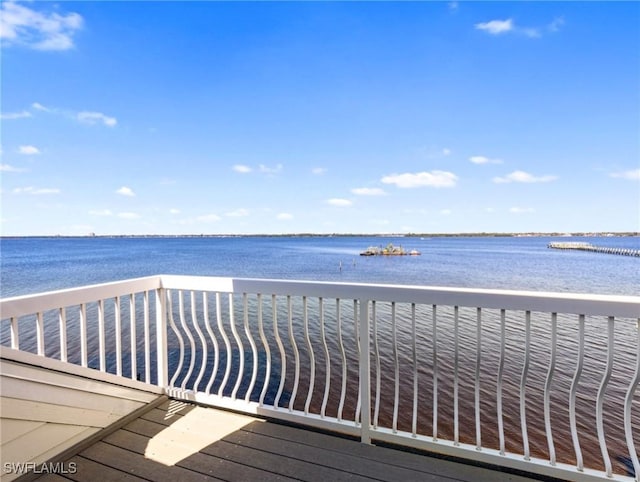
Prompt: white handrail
<box><xmin>1</xmin><ymin>275</ymin><xmax>639</xmax><ymax>482</ymax></box>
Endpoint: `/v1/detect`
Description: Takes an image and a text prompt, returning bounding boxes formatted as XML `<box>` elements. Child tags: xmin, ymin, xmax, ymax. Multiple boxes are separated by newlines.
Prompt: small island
<box><xmin>360</xmin><ymin>243</ymin><xmax>421</xmax><ymax>256</ymax></box>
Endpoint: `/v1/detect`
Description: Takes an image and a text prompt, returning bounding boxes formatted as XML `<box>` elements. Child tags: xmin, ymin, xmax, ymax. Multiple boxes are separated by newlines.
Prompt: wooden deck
<box><xmin>31</xmin><ymin>399</ymin><xmax>543</xmax><ymax>482</ymax></box>
<box><xmin>1</xmin><ymin>349</ymin><xmax>548</xmax><ymax>482</ymax></box>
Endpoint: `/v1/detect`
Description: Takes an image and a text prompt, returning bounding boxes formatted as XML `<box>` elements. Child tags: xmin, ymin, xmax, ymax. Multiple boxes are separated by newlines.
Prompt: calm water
<box><xmin>1</xmin><ymin>235</ymin><xmax>638</xmax><ymax>474</ymax></box>
<box><xmin>1</xmin><ymin>235</ymin><xmax>638</xmax><ymax>296</ymax></box>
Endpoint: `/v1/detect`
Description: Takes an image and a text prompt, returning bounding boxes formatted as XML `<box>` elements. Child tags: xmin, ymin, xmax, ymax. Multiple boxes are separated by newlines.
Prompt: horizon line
<box><xmin>1</xmin><ymin>231</ymin><xmax>638</xmax><ymax>239</ymax></box>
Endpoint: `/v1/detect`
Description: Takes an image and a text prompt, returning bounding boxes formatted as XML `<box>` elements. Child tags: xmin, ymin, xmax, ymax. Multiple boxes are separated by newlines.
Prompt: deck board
<box><xmin>35</xmin><ymin>400</ymin><xmax>544</xmax><ymax>482</ymax></box>
<box><xmin>80</xmin><ymin>441</ymin><xmax>217</xmax><ymax>481</ymax></box>
<box><xmin>2</xmin><ymin>355</ymin><xmax>547</xmax><ymax>482</ymax></box>
<box><xmin>57</xmin><ymin>456</ymin><xmax>148</xmax><ymax>482</ymax></box>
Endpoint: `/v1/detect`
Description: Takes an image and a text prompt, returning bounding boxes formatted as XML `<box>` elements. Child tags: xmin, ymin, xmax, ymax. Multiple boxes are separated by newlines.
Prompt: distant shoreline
<box><xmin>1</xmin><ymin>232</ymin><xmax>638</xmax><ymax>239</ymax></box>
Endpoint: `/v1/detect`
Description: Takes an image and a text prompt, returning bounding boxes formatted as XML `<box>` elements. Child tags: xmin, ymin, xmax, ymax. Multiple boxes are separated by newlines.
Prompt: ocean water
<box><xmin>1</xmin><ymin>235</ymin><xmax>639</xmax><ymax>474</ymax></box>
<box><xmin>1</xmin><ymin>235</ymin><xmax>638</xmax><ymax>297</ymax></box>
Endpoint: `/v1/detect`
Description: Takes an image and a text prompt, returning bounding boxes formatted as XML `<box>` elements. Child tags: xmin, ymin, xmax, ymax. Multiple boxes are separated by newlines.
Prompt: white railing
<box><xmin>1</xmin><ymin>275</ymin><xmax>639</xmax><ymax>482</ymax></box>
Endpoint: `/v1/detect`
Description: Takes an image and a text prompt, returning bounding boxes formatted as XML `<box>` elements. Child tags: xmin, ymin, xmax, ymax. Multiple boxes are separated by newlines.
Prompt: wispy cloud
<box><xmin>510</xmin><ymin>207</ymin><xmax>535</xmax><ymax>214</ymax></box>
<box><xmin>470</xmin><ymin>155</ymin><xmax>502</xmax><ymax>165</ymax></box>
<box><xmin>232</xmin><ymin>164</ymin><xmax>252</xmax><ymax>174</ymax></box>
<box><xmin>233</xmin><ymin>163</ymin><xmax>283</xmax><ymax>175</ymax></box>
<box><xmin>196</xmin><ymin>213</ymin><xmax>221</xmax><ymax>222</ymax></box>
<box><xmin>448</xmin><ymin>2</ymin><xmax>459</xmax><ymax>13</ymax></box>
<box><xmin>0</xmin><ymin>110</ymin><xmax>31</xmax><ymax>120</ymax></box>
<box><xmin>116</xmin><ymin>186</ymin><xmax>135</xmax><ymax>196</ymax></box>
<box><xmin>89</xmin><ymin>209</ymin><xmax>113</xmax><ymax>216</ymax></box>
<box><xmin>169</xmin><ymin>208</ymin><xmax>180</xmax><ymax>214</ymax></box>
<box><xmin>1</xmin><ymin>163</ymin><xmax>28</xmax><ymax>172</ymax></box>
<box><xmin>312</xmin><ymin>167</ymin><xmax>327</xmax><ymax>175</ymax></box>
<box><xmin>351</xmin><ymin>187</ymin><xmax>387</xmax><ymax>196</ymax></box>
<box><xmin>493</xmin><ymin>170</ymin><xmax>557</xmax><ymax>184</ymax></box>
<box><xmin>117</xmin><ymin>212</ymin><xmax>140</xmax><ymax>220</ymax></box>
<box><xmin>326</xmin><ymin>198</ymin><xmax>353</xmax><ymax>207</ymax></box>
<box><xmin>18</xmin><ymin>145</ymin><xmax>40</xmax><ymax>155</ymax></box>
<box><xmin>10</xmin><ymin>102</ymin><xmax>117</xmax><ymax>128</ymax></box>
<box><xmin>13</xmin><ymin>186</ymin><xmax>60</xmax><ymax>195</ymax></box>
<box><xmin>259</xmin><ymin>163</ymin><xmax>283</xmax><ymax>175</ymax></box>
<box><xmin>548</xmin><ymin>16</ymin><xmax>565</xmax><ymax>33</ymax></box>
<box><xmin>0</xmin><ymin>1</ymin><xmax>83</xmax><ymax>51</ymax></box>
<box><xmin>381</xmin><ymin>170</ymin><xmax>458</xmax><ymax>188</ymax></box>
<box><xmin>225</xmin><ymin>208</ymin><xmax>249</xmax><ymax>217</ymax></box>
<box><xmin>32</xmin><ymin>102</ymin><xmax>50</xmax><ymax>112</ymax></box>
<box><xmin>610</xmin><ymin>169</ymin><xmax>640</xmax><ymax>181</ymax></box>
<box><xmin>77</xmin><ymin>111</ymin><xmax>117</xmax><ymax>127</ymax></box>
<box><xmin>476</xmin><ymin>16</ymin><xmax>564</xmax><ymax>38</ymax></box>
<box><xmin>440</xmin><ymin>209</ymin><xmax>452</xmax><ymax>215</ymax></box>
<box><xmin>277</xmin><ymin>213</ymin><xmax>293</xmax><ymax>220</ymax></box>
<box><xmin>442</xmin><ymin>148</ymin><xmax>452</xmax><ymax>156</ymax></box>
<box><xmin>475</xmin><ymin>19</ymin><xmax>514</xmax><ymax>35</ymax></box>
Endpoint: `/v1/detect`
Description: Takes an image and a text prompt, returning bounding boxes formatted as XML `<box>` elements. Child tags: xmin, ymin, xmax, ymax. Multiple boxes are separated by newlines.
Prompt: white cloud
<box><xmin>548</xmin><ymin>16</ymin><xmax>564</xmax><ymax>33</ymax></box>
<box><xmin>0</xmin><ymin>163</ymin><xmax>27</xmax><ymax>172</ymax></box>
<box><xmin>77</xmin><ymin>111</ymin><xmax>117</xmax><ymax>127</ymax></box>
<box><xmin>197</xmin><ymin>214</ymin><xmax>221</xmax><ymax>222</ymax></box>
<box><xmin>231</xmin><ymin>163</ymin><xmax>283</xmax><ymax>175</ymax></box>
<box><xmin>475</xmin><ymin>19</ymin><xmax>513</xmax><ymax>35</ymax></box>
<box><xmin>440</xmin><ymin>209</ymin><xmax>452</xmax><ymax>215</ymax></box>
<box><xmin>0</xmin><ymin>1</ymin><xmax>83</xmax><ymax>51</ymax></box>
<box><xmin>18</xmin><ymin>145</ymin><xmax>40</xmax><ymax>155</ymax></box>
<box><xmin>610</xmin><ymin>169</ymin><xmax>640</xmax><ymax>181</ymax></box>
<box><xmin>351</xmin><ymin>187</ymin><xmax>387</xmax><ymax>196</ymax></box>
<box><xmin>372</xmin><ymin>219</ymin><xmax>390</xmax><ymax>225</ymax></box>
<box><xmin>476</xmin><ymin>17</ymin><xmax>560</xmax><ymax>38</ymax></box>
<box><xmin>225</xmin><ymin>208</ymin><xmax>249</xmax><ymax>217</ymax></box>
<box><xmin>442</xmin><ymin>148</ymin><xmax>452</xmax><ymax>156</ymax></box>
<box><xmin>117</xmin><ymin>212</ymin><xmax>140</xmax><ymax>220</ymax></box>
<box><xmin>312</xmin><ymin>167</ymin><xmax>327</xmax><ymax>175</ymax></box>
<box><xmin>11</xmin><ymin>102</ymin><xmax>117</xmax><ymax>128</ymax></box>
<box><xmin>1</xmin><ymin>110</ymin><xmax>31</xmax><ymax>120</ymax></box>
<box><xmin>169</xmin><ymin>208</ymin><xmax>180</xmax><ymax>214</ymax></box>
<box><xmin>116</xmin><ymin>186</ymin><xmax>135</xmax><ymax>197</ymax></box>
<box><xmin>89</xmin><ymin>209</ymin><xmax>113</xmax><ymax>216</ymax></box>
<box><xmin>32</xmin><ymin>102</ymin><xmax>50</xmax><ymax>112</ymax></box>
<box><xmin>522</xmin><ymin>28</ymin><xmax>541</xmax><ymax>38</ymax></box>
<box><xmin>381</xmin><ymin>170</ymin><xmax>458</xmax><ymax>188</ymax></box>
<box><xmin>469</xmin><ymin>155</ymin><xmax>502</xmax><ymax>165</ymax></box>
<box><xmin>233</xmin><ymin>164</ymin><xmax>252</xmax><ymax>174</ymax></box>
<box><xmin>510</xmin><ymin>207</ymin><xmax>535</xmax><ymax>214</ymax></box>
<box><xmin>448</xmin><ymin>2</ymin><xmax>459</xmax><ymax>12</ymax></box>
<box><xmin>277</xmin><ymin>213</ymin><xmax>293</xmax><ymax>220</ymax></box>
<box><xmin>326</xmin><ymin>198</ymin><xmax>353</xmax><ymax>207</ymax></box>
<box><xmin>13</xmin><ymin>186</ymin><xmax>60</xmax><ymax>195</ymax></box>
<box><xmin>493</xmin><ymin>170</ymin><xmax>557</xmax><ymax>183</ymax></box>
<box><xmin>259</xmin><ymin>163</ymin><xmax>283</xmax><ymax>174</ymax></box>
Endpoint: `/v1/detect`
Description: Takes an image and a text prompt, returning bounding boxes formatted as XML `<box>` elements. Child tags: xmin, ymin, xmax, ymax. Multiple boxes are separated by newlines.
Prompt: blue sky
<box><xmin>1</xmin><ymin>1</ymin><xmax>638</xmax><ymax>236</ymax></box>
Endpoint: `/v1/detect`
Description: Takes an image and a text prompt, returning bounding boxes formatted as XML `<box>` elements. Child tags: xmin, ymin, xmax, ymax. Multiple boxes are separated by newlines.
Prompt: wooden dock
<box><xmin>548</xmin><ymin>242</ymin><xmax>640</xmax><ymax>257</ymax></box>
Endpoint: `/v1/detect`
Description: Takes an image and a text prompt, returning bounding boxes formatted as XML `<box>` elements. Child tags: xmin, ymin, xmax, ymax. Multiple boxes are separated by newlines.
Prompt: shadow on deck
<box><xmin>0</xmin><ymin>351</ymin><xmax>553</xmax><ymax>482</ymax></box>
<box><xmin>34</xmin><ymin>398</ymin><xmax>552</xmax><ymax>482</ymax></box>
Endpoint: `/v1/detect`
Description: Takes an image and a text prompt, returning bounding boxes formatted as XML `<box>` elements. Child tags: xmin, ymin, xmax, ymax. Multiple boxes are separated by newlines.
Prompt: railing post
<box><xmin>155</xmin><ymin>287</ymin><xmax>168</xmax><ymax>389</ymax></box>
<box><xmin>359</xmin><ymin>299</ymin><xmax>371</xmax><ymax>444</ymax></box>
